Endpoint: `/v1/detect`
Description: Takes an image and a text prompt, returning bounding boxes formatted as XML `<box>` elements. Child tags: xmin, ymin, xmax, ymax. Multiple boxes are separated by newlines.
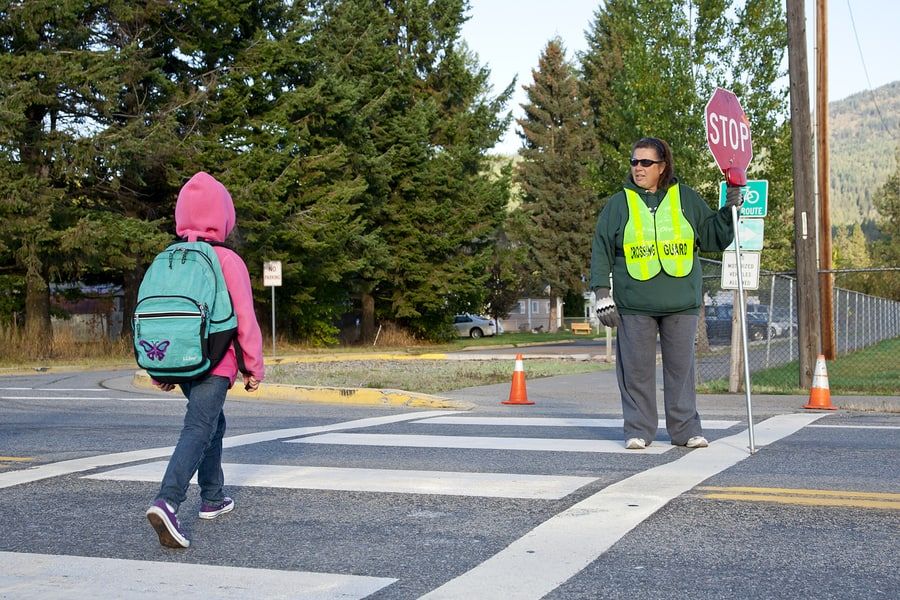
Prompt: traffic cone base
<box><xmin>804</xmin><ymin>354</ymin><xmax>836</xmax><ymax>410</ymax></box>
<box><xmin>502</xmin><ymin>353</ymin><xmax>534</xmax><ymax>405</ymax></box>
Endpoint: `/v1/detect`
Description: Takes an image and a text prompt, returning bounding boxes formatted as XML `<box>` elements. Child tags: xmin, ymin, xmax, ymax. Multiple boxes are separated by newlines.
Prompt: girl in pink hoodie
<box><xmin>146</xmin><ymin>172</ymin><xmax>265</xmax><ymax>549</ymax></box>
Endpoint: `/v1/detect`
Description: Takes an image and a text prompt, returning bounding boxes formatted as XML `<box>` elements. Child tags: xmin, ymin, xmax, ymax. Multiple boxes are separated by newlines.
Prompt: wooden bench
<box><xmin>570</xmin><ymin>322</ymin><xmax>592</xmax><ymax>335</ymax></box>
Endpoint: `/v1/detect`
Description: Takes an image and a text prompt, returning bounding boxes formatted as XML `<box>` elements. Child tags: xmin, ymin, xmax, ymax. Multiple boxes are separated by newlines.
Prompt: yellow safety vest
<box><xmin>622</xmin><ymin>185</ymin><xmax>695</xmax><ymax>280</ymax></box>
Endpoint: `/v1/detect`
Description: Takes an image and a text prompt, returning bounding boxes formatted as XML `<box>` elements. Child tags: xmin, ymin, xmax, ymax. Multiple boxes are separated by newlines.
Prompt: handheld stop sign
<box><xmin>704</xmin><ymin>86</ymin><xmax>757</xmax><ymax>453</ymax></box>
<box><xmin>705</xmin><ymin>88</ymin><xmax>753</xmax><ymax>186</ymax></box>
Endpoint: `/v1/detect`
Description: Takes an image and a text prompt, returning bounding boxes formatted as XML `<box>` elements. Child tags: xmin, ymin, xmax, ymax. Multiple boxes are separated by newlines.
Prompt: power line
<box><xmin>845</xmin><ymin>0</ymin><xmax>897</xmax><ymax>139</ymax></box>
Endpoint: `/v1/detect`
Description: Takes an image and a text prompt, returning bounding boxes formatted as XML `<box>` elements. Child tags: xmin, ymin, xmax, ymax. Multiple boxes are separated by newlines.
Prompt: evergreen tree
<box><xmin>0</xmin><ymin>1</ymin><xmax>282</xmax><ymax>343</ymax></box>
<box><xmin>870</xmin><ymin>146</ymin><xmax>900</xmax><ymax>299</ymax></box>
<box><xmin>195</xmin><ymin>2</ymin><xmax>372</xmax><ymax>344</ymax></box>
<box><xmin>833</xmin><ymin>223</ymin><xmax>874</xmax><ymax>294</ymax></box>
<box><xmin>515</xmin><ymin>38</ymin><xmax>597</xmax><ymax>331</ymax></box>
<box><xmin>313</xmin><ymin>0</ymin><xmax>511</xmax><ymax>340</ymax></box>
<box><xmin>0</xmin><ymin>1</ymin><xmax>176</xmax><ymax>343</ymax></box>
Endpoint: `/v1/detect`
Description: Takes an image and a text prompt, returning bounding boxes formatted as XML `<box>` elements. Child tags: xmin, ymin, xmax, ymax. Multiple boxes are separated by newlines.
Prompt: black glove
<box><xmin>725</xmin><ymin>185</ymin><xmax>743</xmax><ymax>210</ymax></box>
<box><xmin>594</xmin><ymin>287</ymin><xmax>621</xmax><ymax>328</ymax></box>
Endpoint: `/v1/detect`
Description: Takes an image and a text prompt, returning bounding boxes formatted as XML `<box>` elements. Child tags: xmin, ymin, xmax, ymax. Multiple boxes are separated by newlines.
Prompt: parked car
<box><xmin>745</xmin><ymin>304</ymin><xmax>797</xmax><ymax>338</ymax></box>
<box><xmin>704</xmin><ymin>305</ymin><xmax>771</xmax><ymax>342</ymax></box>
<box><xmin>453</xmin><ymin>314</ymin><xmax>496</xmax><ymax>339</ymax></box>
<box><xmin>769</xmin><ymin>307</ymin><xmax>798</xmax><ymax>337</ymax></box>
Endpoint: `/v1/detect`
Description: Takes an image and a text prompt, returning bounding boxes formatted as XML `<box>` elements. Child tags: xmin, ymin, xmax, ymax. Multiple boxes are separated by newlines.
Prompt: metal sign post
<box><xmin>730</xmin><ymin>207</ymin><xmax>757</xmax><ymax>454</ymax></box>
<box><xmin>263</xmin><ymin>261</ymin><xmax>282</xmax><ymax>355</ymax></box>
<box><xmin>706</xmin><ymin>87</ymin><xmax>756</xmax><ymax>453</ymax></box>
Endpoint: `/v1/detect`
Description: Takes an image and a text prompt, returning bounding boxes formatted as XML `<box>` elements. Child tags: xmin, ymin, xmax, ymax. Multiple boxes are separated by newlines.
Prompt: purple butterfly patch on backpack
<box><xmin>139</xmin><ymin>340</ymin><xmax>171</xmax><ymax>361</ymax></box>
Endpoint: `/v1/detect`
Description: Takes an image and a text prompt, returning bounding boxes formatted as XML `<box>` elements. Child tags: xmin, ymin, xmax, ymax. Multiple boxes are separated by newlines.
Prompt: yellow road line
<box><xmin>698</xmin><ymin>486</ymin><xmax>900</xmax><ymax>510</ymax></box>
<box><xmin>702</xmin><ymin>493</ymin><xmax>900</xmax><ymax>510</ymax></box>
<box><xmin>698</xmin><ymin>486</ymin><xmax>900</xmax><ymax>501</ymax></box>
<box><xmin>0</xmin><ymin>456</ymin><xmax>33</xmax><ymax>463</ymax></box>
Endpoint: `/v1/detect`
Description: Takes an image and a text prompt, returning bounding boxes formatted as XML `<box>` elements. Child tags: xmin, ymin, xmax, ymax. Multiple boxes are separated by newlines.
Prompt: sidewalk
<box><xmin>132</xmin><ymin>355</ymin><xmax>899</xmax><ymax>414</ymax></box>
<box><xmin>442</xmin><ymin>369</ymin><xmax>900</xmax><ymax>415</ymax></box>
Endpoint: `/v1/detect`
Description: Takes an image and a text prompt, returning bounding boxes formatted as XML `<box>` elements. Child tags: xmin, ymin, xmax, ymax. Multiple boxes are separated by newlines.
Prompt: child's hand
<box><xmin>154</xmin><ymin>381</ymin><xmax>176</xmax><ymax>392</ymax></box>
<box><xmin>243</xmin><ymin>375</ymin><xmax>260</xmax><ymax>392</ymax></box>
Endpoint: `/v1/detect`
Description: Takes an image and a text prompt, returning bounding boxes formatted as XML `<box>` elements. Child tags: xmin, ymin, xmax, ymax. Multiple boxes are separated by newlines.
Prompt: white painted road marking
<box><xmin>0</xmin><ymin>411</ymin><xmax>463</xmax><ymax>490</ymax></box>
<box><xmin>86</xmin><ymin>461</ymin><xmax>597</xmax><ymax>499</ymax></box>
<box><xmin>419</xmin><ymin>413</ymin><xmax>827</xmax><ymax>599</ymax></box>
<box><xmin>414</xmin><ymin>416</ymin><xmax>740</xmax><ymax>429</ymax></box>
<box><xmin>0</xmin><ymin>387</ymin><xmax>110</xmax><ymax>391</ymax></box>
<box><xmin>0</xmin><ymin>551</ymin><xmax>396</xmax><ymax>599</ymax></box>
<box><xmin>289</xmin><ymin>433</ymin><xmax>675</xmax><ymax>454</ymax></box>
<box><xmin>1</xmin><ymin>396</ymin><xmax>179</xmax><ymax>402</ymax></box>
<box><xmin>808</xmin><ymin>424</ymin><xmax>900</xmax><ymax>430</ymax></box>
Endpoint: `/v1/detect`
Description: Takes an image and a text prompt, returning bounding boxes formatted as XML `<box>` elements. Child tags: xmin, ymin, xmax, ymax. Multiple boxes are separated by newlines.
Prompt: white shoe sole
<box><xmin>199</xmin><ymin>501</ymin><xmax>234</xmax><ymax>520</ymax></box>
<box><xmin>146</xmin><ymin>506</ymin><xmax>190</xmax><ymax>548</ymax></box>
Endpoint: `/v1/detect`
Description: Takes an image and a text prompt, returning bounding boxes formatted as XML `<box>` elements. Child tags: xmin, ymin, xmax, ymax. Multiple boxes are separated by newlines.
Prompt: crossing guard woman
<box><xmin>590</xmin><ymin>137</ymin><xmax>742</xmax><ymax>450</ymax></box>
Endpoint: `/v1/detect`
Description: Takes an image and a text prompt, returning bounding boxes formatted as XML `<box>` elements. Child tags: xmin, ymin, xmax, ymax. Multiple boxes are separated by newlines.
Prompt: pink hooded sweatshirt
<box><xmin>174</xmin><ymin>172</ymin><xmax>265</xmax><ymax>386</ymax></box>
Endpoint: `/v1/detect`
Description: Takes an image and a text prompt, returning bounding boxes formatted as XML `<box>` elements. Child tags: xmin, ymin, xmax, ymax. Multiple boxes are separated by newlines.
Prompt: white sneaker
<box><xmin>685</xmin><ymin>435</ymin><xmax>709</xmax><ymax>448</ymax></box>
<box><xmin>625</xmin><ymin>438</ymin><xmax>647</xmax><ymax>450</ymax></box>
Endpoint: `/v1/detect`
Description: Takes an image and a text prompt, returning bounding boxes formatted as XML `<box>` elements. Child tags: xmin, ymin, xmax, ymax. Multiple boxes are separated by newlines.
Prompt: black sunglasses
<box><xmin>630</xmin><ymin>158</ymin><xmax>664</xmax><ymax>167</ymax></box>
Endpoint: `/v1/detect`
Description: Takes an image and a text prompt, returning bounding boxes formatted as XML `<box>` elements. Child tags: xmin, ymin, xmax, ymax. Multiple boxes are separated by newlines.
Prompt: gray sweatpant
<box><xmin>615</xmin><ymin>313</ymin><xmax>702</xmax><ymax>445</ymax></box>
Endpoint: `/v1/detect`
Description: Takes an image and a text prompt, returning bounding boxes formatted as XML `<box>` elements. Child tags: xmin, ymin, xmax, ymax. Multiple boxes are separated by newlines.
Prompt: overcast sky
<box><xmin>461</xmin><ymin>0</ymin><xmax>900</xmax><ymax>154</ymax></box>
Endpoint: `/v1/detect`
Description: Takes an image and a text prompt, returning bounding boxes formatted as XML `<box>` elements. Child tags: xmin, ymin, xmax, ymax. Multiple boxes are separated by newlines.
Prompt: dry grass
<box><xmin>0</xmin><ymin>324</ymin><xmax>132</xmax><ymax>367</ymax></box>
<box><xmin>266</xmin><ymin>359</ymin><xmax>609</xmax><ymax>395</ymax></box>
<box><xmin>372</xmin><ymin>321</ymin><xmax>428</xmax><ymax>347</ymax></box>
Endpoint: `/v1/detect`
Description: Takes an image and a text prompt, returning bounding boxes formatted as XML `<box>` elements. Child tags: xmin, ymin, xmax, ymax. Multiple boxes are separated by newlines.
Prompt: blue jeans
<box><xmin>156</xmin><ymin>375</ymin><xmax>229</xmax><ymax>510</ymax></box>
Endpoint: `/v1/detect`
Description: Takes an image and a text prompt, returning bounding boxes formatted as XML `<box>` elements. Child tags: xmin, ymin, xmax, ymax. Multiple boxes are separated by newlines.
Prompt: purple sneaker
<box><xmin>146</xmin><ymin>499</ymin><xmax>190</xmax><ymax>548</ymax></box>
<box><xmin>199</xmin><ymin>496</ymin><xmax>234</xmax><ymax>520</ymax></box>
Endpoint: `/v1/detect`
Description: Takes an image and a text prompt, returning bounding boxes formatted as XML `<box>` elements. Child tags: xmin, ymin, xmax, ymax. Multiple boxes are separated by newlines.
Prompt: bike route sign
<box><xmin>718</xmin><ymin>180</ymin><xmax>768</xmax><ymax>217</ymax></box>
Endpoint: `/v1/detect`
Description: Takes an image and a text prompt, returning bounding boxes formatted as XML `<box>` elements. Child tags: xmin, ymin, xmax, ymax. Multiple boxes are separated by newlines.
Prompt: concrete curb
<box><xmin>131</xmin><ymin>370</ymin><xmax>474</xmax><ymax>410</ymax></box>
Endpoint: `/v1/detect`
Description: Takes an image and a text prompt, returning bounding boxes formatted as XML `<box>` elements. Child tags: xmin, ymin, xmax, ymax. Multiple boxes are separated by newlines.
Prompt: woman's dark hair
<box><xmin>632</xmin><ymin>137</ymin><xmax>675</xmax><ymax>190</ymax></box>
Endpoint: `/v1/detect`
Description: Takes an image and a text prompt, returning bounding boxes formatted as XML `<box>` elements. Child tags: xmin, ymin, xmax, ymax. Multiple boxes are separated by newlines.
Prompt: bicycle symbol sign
<box><xmin>719</xmin><ymin>180</ymin><xmax>768</xmax><ymax>217</ymax></box>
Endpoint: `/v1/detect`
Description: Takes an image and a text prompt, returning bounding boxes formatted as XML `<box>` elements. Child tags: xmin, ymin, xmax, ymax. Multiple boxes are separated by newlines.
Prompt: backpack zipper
<box><xmin>177</xmin><ymin>245</ymin><xmax>235</xmax><ymax>325</ymax></box>
<box><xmin>134</xmin><ymin>297</ymin><xmax>207</xmax><ymax>337</ymax></box>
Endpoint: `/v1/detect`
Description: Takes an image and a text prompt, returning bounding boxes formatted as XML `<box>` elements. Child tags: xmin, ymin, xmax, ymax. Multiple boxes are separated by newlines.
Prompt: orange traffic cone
<box><xmin>803</xmin><ymin>354</ymin><xmax>836</xmax><ymax>410</ymax></box>
<box><xmin>502</xmin><ymin>353</ymin><xmax>534</xmax><ymax>405</ymax></box>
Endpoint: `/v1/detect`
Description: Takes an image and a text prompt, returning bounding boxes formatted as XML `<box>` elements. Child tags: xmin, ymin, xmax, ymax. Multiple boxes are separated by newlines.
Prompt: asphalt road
<box><xmin>0</xmin><ymin>366</ymin><xmax>897</xmax><ymax>599</ymax></box>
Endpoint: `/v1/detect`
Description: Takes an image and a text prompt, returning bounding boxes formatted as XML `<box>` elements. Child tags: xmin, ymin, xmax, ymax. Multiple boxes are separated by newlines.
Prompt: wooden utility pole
<box><xmin>786</xmin><ymin>0</ymin><xmax>821</xmax><ymax>388</ymax></box>
<box><xmin>816</xmin><ymin>0</ymin><xmax>836</xmax><ymax>359</ymax></box>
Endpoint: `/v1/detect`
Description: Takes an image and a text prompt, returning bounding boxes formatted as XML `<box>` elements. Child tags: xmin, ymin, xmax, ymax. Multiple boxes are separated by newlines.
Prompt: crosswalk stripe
<box><xmin>85</xmin><ymin>461</ymin><xmax>597</xmax><ymax>499</ymax></box>
<box><xmin>0</xmin><ymin>387</ymin><xmax>110</xmax><ymax>391</ymax></box>
<box><xmin>420</xmin><ymin>412</ymin><xmax>827</xmax><ymax>599</ymax></box>
<box><xmin>808</xmin><ymin>424</ymin><xmax>900</xmax><ymax>430</ymax></box>
<box><xmin>0</xmin><ymin>551</ymin><xmax>396</xmax><ymax>599</ymax></box>
<box><xmin>0</xmin><ymin>410</ymin><xmax>463</xmax><ymax>490</ymax></box>
<box><xmin>413</xmin><ymin>416</ymin><xmax>739</xmax><ymax>429</ymax></box>
<box><xmin>288</xmin><ymin>433</ymin><xmax>674</xmax><ymax>454</ymax></box>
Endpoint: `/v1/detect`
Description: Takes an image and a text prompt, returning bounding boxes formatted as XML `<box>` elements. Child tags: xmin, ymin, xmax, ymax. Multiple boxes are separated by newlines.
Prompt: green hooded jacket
<box><xmin>590</xmin><ymin>177</ymin><xmax>734</xmax><ymax>316</ymax></box>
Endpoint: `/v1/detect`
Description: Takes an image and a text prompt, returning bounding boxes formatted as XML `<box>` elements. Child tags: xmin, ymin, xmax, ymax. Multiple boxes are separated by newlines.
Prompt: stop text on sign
<box><xmin>707</xmin><ymin>112</ymin><xmax>750</xmax><ymax>153</ymax></box>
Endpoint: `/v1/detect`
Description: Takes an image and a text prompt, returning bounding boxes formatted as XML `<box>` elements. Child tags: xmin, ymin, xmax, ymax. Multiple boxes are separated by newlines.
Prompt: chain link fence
<box><xmin>698</xmin><ymin>258</ymin><xmax>900</xmax><ymax>392</ymax></box>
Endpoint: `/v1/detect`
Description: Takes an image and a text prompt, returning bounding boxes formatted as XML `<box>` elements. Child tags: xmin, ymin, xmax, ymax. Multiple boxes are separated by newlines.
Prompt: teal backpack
<box><xmin>133</xmin><ymin>241</ymin><xmax>237</xmax><ymax>383</ymax></box>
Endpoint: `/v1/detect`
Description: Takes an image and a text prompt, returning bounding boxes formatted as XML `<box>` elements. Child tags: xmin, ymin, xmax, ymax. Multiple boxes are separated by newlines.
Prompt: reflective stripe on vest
<box><xmin>622</xmin><ymin>185</ymin><xmax>695</xmax><ymax>280</ymax></box>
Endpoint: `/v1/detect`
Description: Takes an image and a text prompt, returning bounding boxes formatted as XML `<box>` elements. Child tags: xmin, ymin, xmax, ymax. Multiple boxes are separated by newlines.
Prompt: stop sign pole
<box><xmin>705</xmin><ymin>87</ymin><xmax>756</xmax><ymax>454</ymax></box>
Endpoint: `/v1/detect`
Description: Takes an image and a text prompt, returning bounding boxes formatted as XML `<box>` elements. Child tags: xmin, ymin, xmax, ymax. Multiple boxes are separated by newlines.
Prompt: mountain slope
<box><xmin>829</xmin><ymin>80</ymin><xmax>900</xmax><ymax>225</ymax></box>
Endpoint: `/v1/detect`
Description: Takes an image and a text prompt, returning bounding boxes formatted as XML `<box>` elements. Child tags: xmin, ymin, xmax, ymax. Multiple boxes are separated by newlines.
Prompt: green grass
<box><xmin>697</xmin><ymin>337</ymin><xmax>900</xmax><ymax>395</ymax></box>
<box><xmin>266</xmin><ymin>359</ymin><xmax>610</xmax><ymax>395</ymax></box>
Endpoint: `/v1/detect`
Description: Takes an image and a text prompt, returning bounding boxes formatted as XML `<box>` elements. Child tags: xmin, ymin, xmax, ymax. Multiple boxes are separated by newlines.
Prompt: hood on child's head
<box><xmin>175</xmin><ymin>172</ymin><xmax>236</xmax><ymax>243</ymax></box>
